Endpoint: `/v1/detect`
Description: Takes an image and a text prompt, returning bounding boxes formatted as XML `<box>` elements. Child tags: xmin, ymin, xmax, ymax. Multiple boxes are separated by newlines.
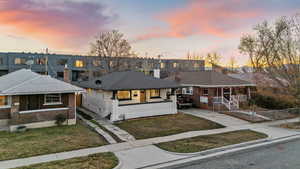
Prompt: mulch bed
<box><xmin>222</xmin><ymin>112</ymin><xmax>268</xmax><ymax>123</ymax></box>
<box><xmin>256</xmin><ymin>110</ymin><xmax>298</xmax><ymax>120</ymax></box>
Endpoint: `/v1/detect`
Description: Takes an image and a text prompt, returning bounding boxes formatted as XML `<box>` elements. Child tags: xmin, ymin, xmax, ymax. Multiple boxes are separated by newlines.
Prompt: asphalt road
<box><xmin>165</xmin><ymin>138</ymin><xmax>300</xmax><ymax>169</ymax></box>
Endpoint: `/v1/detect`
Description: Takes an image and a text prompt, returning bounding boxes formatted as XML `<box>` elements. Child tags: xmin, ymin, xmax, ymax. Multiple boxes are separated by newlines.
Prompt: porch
<box><xmin>186</xmin><ymin>86</ymin><xmax>254</xmax><ymax>110</ymax></box>
<box><xmin>110</xmin><ymin>95</ymin><xmax>177</xmax><ymax>122</ymax></box>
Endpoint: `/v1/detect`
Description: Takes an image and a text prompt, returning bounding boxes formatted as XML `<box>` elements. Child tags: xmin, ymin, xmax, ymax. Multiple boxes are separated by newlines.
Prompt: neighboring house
<box><xmin>167</xmin><ymin>71</ymin><xmax>256</xmax><ymax>110</ymax></box>
<box><xmin>0</xmin><ymin>69</ymin><xmax>83</xmax><ymax>131</ymax></box>
<box><xmin>74</xmin><ymin>71</ymin><xmax>180</xmax><ymax>122</ymax></box>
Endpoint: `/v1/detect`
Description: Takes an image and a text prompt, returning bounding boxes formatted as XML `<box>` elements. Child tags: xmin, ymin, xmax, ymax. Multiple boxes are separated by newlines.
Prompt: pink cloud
<box><xmin>0</xmin><ymin>0</ymin><xmax>115</xmax><ymax>49</ymax></box>
<box><xmin>136</xmin><ymin>0</ymin><xmax>261</xmax><ymax>41</ymax></box>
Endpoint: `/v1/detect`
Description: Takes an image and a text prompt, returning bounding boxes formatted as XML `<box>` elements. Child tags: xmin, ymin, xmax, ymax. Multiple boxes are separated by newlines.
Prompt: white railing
<box><xmin>231</xmin><ymin>97</ymin><xmax>239</xmax><ymax>110</ymax></box>
<box><xmin>213</xmin><ymin>96</ymin><xmax>240</xmax><ymax>111</ymax></box>
<box><xmin>231</xmin><ymin>95</ymin><xmax>248</xmax><ymax>102</ymax></box>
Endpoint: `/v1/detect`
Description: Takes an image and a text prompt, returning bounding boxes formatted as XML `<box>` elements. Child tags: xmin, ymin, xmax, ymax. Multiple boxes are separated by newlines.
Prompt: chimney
<box><xmin>153</xmin><ymin>69</ymin><xmax>160</xmax><ymax>78</ymax></box>
<box><xmin>64</xmin><ymin>64</ymin><xmax>71</xmax><ymax>83</ymax></box>
<box><xmin>174</xmin><ymin>72</ymin><xmax>181</xmax><ymax>82</ymax></box>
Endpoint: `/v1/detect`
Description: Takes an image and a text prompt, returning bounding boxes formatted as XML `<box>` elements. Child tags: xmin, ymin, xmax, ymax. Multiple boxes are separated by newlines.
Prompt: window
<box><xmin>173</xmin><ymin>62</ymin><xmax>177</xmax><ymax>68</ymax></box>
<box><xmin>93</xmin><ymin>71</ymin><xmax>102</xmax><ymax>77</ymax></box>
<box><xmin>93</xmin><ymin>60</ymin><xmax>102</xmax><ymax>67</ymax></box>
<box><xmin>57</xmin><ymin>72</ymin><xmax>64</xmax><ymax>79</ymax></box>
<box><xmin>150</xmin><ymin>89</ymin><xmax>160</xmax><ymax>98</ymax></box>
<box><xmin>203</xmin><ymin>89</ymin><xmax>209</xmax><ymax>96</ymax></box>
<box><xmin>57</xmin><ymin>59</ymin><xmax>68</xmax><ymax>66</ymax></box>
<box><xmin>0</xmin><ymin>57</ymin><xmax>3</xmax><ymax>65</ymax></box>
<box><xmin>117</xmin><ymin>91</ymin><xmax>131</xmax><ymax>100</ymax></box>
<box><xmin>44</xmin><ymin>94</ymin><xmax>62</xmax><ymax>105</ymax></box>
<box><xmin>14</xmin><ymin>58</ymin><xmax>26</xmax><ymax>65</ymax></box>
<box><xmin>0</xmin><ymin>96</ymin><xmax>9</xmax><ymax>107</ymax></box>
<box><xmin>36</xmin><ymin>58</ymin><xmax>46</xmax><ymax>65</ymax></box>
<box><xmin>160</xmin><ymin>62</ymin><xmax>165</xmax><ymax>69</ymax></box>
<box><xmin>74</xmin><ymin>60</ymin><xmax>84</xmax><ymax>67</ymax></box>
<box><xmin>183</xmin><ymin>87</ymin><xmax>193</xmax><ymax>95</ymax></box>
<box><xmin>194</xmin><ymin>63</ymin><xmax>199</xmax><ymax>68</ymax></box>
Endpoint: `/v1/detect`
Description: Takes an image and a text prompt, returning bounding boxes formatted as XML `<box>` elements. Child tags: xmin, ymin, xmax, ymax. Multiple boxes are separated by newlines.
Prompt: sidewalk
<box><xmin>1</xmin><ymin>116</ymin><xmax>299</xmax><ymax>169</ymax></box>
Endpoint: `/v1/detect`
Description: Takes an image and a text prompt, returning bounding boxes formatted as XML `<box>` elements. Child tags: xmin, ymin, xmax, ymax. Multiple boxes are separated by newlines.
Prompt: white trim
<box><xmin>43</xmin><ymin>102</ymin><xmax>63</xmax><ymax>106</ymax></box>
<box><xmin>181</xmin><ymin>84</ymin><xmax>256</xmax><ymax>88</ymax></box>
<box><xmin>0</xmin><ymin>91</ymin><xmax>83</xmax><ymax>96</ymax></box>
<box><xmin>19</xmin><ymin>107</ymin><xmax>69</xmax><ymax>114</ymax></box>
<box><xmin>0</xmin><ymin>105</ymin><xmax>11</xmax><ymax>109</ymax></box>
<box><xmin>44</xmin><ymin>94</ymin><xmax>61</xmax><ymax>105</ymax></box>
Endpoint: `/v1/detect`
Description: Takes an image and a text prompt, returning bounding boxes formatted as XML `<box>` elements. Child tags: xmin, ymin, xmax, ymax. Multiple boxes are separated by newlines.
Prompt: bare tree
<box><xmin>239</xmin><ymin>14</ymin><xmax>300</xmax><ymax>119</ymax></box>
<box><xmin>90</xmin><ymin>30</ymin><xmax>132</xmax><ymax>72</ymax></box>
<box><xmin>206</xmin><ymin>52</ymin><xmax>221</xmax><ymax>66</ymax></box>
<box><xmin>228</xmin><ymin>56</ymin><xmax>237</xmax><ymax>71</ymax></box>
<box><xmin>90</xmin><ymin>30</ymin><xmax>131</xmax><ymax>57</ymax></box>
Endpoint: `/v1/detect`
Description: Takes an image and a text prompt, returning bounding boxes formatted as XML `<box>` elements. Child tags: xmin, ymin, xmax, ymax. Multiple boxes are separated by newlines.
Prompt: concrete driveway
<box><xmin>181</xmin><ymin>109</ymin><xmax>250</xmax><ymax>127</ymax></box>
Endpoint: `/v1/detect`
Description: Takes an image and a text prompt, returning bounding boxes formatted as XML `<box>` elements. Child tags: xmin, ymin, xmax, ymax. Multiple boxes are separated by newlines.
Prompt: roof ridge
<box><xmin>2</xmin><ymin>76</ymin><xmax>41</xmax><ymax>93</ymax></box>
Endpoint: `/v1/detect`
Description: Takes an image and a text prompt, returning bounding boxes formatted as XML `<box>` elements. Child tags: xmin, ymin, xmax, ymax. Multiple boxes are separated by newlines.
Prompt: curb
<box><xmin>113</xmin><ymin>160</ymin><xmax>123</xmax><ymax>169</ymax></box>
<box><xmin>140</xmin><ymin>134</ymin><xmax>300</xmax><ymax>169</ymax></box>
<box><xmin>158</xmin><ymin>137</ymin><xmax>269</xmax><ymax>156</ymax></box>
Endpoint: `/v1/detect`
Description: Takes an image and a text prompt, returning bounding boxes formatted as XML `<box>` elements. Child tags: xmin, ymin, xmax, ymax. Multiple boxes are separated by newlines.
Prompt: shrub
<box><xmin>55</xmin><ymin>114</ymin><xmax>67</xmax><ymax>126</ymax></box>
<box><xmin>251</xmin><ymin>94</ymin><xmax>295</xmax><ymax>110</ymax></box>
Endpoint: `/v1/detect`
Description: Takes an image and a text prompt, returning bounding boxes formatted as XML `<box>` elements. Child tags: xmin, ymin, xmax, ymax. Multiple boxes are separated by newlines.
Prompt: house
<box><xmin>0</xmin><ymin>69</ymin><xmax>84</xmax><ymax>131</ymax></box>
<box><xmin>167</xmin><ymin>71</ymin><xmax>256</xmax><ymax>110</ymax></box>
<box><xmin>74</xmin><ymin>71</ymin><xmax>180</xmax><ymax>122</ymax></box>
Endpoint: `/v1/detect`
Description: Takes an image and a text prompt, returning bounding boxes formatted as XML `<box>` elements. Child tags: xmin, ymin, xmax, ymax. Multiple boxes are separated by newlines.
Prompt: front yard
<box><xmin>156</xmin><ymin>130</ymin><xmax>268</xmax><ymax>153</ymax></box>
<box><xmin>15</xmin><ymin>152</ymin><xmax>118</xmax><ymax>169</ymax></box>
<box><xmin>115</xmin><ymin>113</ymin><xmax>224</xmax><ymax>139</ymax></box>
<box><xmin>0</xmin><ymin>123</ymin><xmax>107</xmax><ymax>161</ymax></box>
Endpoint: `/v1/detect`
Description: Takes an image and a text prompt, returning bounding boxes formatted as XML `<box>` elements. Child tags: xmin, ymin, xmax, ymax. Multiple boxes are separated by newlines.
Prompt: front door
<box><xmin>140</xmin><ymin>90</ymin><xmax>146</xmax><ymax>103</ymax></box>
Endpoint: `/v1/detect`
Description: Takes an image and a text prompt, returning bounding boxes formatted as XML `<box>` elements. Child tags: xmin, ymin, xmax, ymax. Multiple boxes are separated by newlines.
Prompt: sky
<box><xmin>0</xmin><ymin>0</ymin><xmax>299</xmax><ymax>66</ymax></box>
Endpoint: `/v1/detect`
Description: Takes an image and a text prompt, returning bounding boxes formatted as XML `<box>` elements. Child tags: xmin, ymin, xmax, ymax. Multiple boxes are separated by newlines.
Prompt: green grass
<box><xmin>115</xmin><ymin>113</ymin><xmax>224</xmax><ymax>139</ymax></box>
<box><xmin>90</xmin><ymin>120</ymin><xmax>124</xmax><ymax>143</ymax></box>
<box><xmin>14</xmin><ymin>152</ymin><xmax>118</xmax><ymax>169</ymax></box>
<box><xmin>156</xmin><ymin>130</ymin><xmax>268</xmax><ymax>153</ymax></box>
<box><xmin>0</xmin><ymin>123</ymin><xmax>107</xmax><ymax>161</ymax></box>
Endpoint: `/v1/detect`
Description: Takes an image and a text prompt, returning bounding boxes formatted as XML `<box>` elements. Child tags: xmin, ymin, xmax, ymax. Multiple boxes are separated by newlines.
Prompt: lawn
<box><xmin>14</xmin><ymin>152</ymin><xmax>118</xmax><ymax>169</ymax></box>
<box><xmin>115</xmin><ymin>113</ymin><xmax>224</xmax><ymax>139</ymax></box>
<box><xmin>156</xmin><ymin>130</ymin><xmax>268</xmax><ymax>153</ymax></box>
<box><xmin>0</xmin><ymin>123</ymin><xmax>107</xmax><ymax>161</ymax></box>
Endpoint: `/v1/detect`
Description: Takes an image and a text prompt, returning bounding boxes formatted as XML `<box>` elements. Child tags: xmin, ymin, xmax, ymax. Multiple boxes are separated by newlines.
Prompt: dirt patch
<box><xmin>222</xmin><ymin>112</ymin><xmax>268</xmax><ymax>123</ymax></box>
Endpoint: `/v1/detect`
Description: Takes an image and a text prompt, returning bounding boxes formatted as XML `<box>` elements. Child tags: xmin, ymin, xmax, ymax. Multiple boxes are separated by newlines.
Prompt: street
<box><xmin>164</xmin><ymin>138</ymin><xmax>300</xmax><ymax>169</ymax></box>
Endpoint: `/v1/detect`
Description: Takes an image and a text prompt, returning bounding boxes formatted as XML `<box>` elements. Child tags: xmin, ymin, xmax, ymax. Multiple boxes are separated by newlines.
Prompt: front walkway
<box><xmin>77</xmin><ymin>107</ymin><xmax>136</xmax><ymax>142</ymax></box>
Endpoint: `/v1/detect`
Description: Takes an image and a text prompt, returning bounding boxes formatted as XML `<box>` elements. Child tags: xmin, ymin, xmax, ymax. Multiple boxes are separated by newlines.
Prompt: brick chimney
<box><xmin>174</xmin><ymin>72</ymin><xmax>181</xmax><ymax>82</ymax></box>
<box><xmin>64</xmin><ymin>64</ymin><xmax>71</xmax><ymax>83</ymax></box>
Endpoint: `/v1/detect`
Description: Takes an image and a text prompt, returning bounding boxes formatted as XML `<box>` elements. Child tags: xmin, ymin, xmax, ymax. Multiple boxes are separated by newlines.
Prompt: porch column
<box><xmin>221</xmin><ymin>87</ymin><xmax>223</xmax><ymax>103</ymax></box>
<box><xmin>229</xmin><ymin>87</ymin><xmax>232</xmax><ymax>101</ymax></box>
<box><xmin>247</xmin><ymin>87</ymin><xmax>251</xmax><ymax>99</ymax></box>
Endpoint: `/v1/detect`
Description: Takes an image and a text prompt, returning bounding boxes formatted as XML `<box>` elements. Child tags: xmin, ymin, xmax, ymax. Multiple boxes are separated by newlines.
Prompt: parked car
<box><xmin>177</xmin><ymin>94</ymin><xmax>193</xmax><ymax>109</ymax></box>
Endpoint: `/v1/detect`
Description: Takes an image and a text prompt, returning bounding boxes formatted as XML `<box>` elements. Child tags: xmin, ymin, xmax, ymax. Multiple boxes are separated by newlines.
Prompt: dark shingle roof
<box><xmin>167</xmin><ymin>71</ymin><xmax>255</xmax><ymax>87</ymax></box>
<box><xmin>73</xmin><ymin>71</ymin><xmax>180</xmax><ymax>90</ymax></box>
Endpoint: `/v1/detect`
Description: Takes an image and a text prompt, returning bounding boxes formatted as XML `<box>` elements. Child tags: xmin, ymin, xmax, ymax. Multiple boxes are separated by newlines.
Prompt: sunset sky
<box><xmin>0</xmin><ymin>0</ymin><xmax>299</xmax><ymax>65</ymax></box>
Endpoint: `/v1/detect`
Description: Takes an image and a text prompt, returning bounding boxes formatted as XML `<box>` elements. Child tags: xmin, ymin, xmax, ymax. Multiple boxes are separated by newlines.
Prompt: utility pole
<box><xmin>45</xmin><ymin>48</ymin><xmax>49</xmax><ymax>75</ymax></box>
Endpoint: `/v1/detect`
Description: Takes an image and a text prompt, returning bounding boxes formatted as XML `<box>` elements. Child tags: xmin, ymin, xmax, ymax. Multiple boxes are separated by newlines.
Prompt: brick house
<box><xmin>167</xmin><ymin>71</ymin><xmax>256</xmax><ymax>111</ymax></box>
<box><xmin>0</xmin><ymin>69</ymin><xmax>83</xmax><ymax>131</ymax></box>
